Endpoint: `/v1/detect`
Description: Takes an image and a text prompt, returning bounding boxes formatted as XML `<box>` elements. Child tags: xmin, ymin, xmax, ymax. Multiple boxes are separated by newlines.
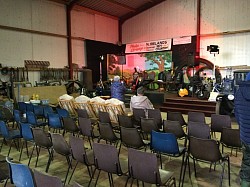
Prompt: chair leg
<box><xmin>88</xmin><ymin>168</ymin><xmax>96</xmax><ymax>187</ymax></box>
<box><xmin>35</xmin><ymin>146</ymin><xmax>41</xmax><ymax>167</ymax></box>
<box><xmin>108</xmin><ymin>173</ymin><xmax>114</xmax><ymax>187</ymax></box>
<box><xmin>130</xmin><ymin>178</ymin><xmax>134</xmax><ymax>187</ymax></box>
<box><xmin>181</xmin><ymin>154</ymin><xmax>189</xmax><ymax>187</ymax></box>
<box><xmin>219</xmin><ymin>162</ymin><xmax>225</xmax><ymax>187</ymax></box>
<box><xmin>25</xmin><ymin>141</ymin><xmax>29</xmax><ymax>158</ymax></box>
<box><xmin>28</xmin><ymin>144</ymin><xmax>35</xmax><ymax>166</ymax></box>
<box><xmin>159</xmin><ymin>154</ymin><xmax>163</xmax><ymax>169</ymax></box>
<box><xmin>19</xmin><ymin>140</ymin><xmax>24</xmax><ymax>161</ymax></box>
<box><xmin>46</xmin><ymin>149</ymin><xmax>53</xmax><ymax>173</ymax></box>
<box><xmin>193</xmin><ymin>158</ymin><xmax>197</xmax><ymax>177</ymax></box>
<box><xmin>88</xmin><ymin>137</ymin><xmax>92</xmax><ymax>149</ymax></box>
<box><xmin>228</xmin><ymin>157</ymin><xmax>231</xmax><ymax>186</ymax></box>
<box><xmin>68</xmin><ymin>161</ymin><xmax>78</xmax><ymax>184</ymax></box>
<box><xmin>0</xmin><ymin>139</ymin><xmax>4</xmax><ymax>152</ymax></box>
<box><xmin>94</xmin><ymin>170</ymin><xmax>101</xmax><ymax>187</ymax></box>
<box><xmin>125</xmin><ymin>175</ymin><xmax>130</xmax><ymax>187</ymax></box>
<box><xmin>7</xmin><ymin>140</ymin><xmax>13</xmax><ymax>156</ymax></box>
<box><xmin>64</xmin><ymin>159</ymin><xmax>72</xmax><ymax>186</ymax></box>
<box><xmin>3</xmin><ymin>177</ymin><xmax>9</xmax><ymax>187</ymax></box>
<box><xmin>179</xmin><ymin>154</ymin><xmax>185</xmax><ymax>187</ymax></box>
<box><xmin>118</xmin><ymin>142</ymin><xmax>122</xmax><ymax>155</ymax></box>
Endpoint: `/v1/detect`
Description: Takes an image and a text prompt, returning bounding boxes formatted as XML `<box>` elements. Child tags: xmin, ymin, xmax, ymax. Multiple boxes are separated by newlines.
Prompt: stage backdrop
<box><xmin>107</xmin><ymin>51</ymin><xmax>172</xmax><ymax>83</ymax></box>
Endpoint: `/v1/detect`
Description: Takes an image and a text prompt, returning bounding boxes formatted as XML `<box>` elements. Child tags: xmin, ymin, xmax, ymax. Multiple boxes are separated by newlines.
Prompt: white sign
<box><xmin>173</xmin><ymin>36</ymin><xmax>192</xmax><ymax>45</ymax></box>
<box><xmin>125</xmin><ymin>39</ymin><xmax>172</xmax><ymax>53</ymax></box>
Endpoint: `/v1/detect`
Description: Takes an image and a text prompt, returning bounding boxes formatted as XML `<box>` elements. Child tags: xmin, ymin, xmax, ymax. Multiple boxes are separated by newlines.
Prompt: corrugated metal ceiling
<box><xmin>49</xmin><ymin>0</ymin><xmax>166</xmax><ymax>21</ymax></box>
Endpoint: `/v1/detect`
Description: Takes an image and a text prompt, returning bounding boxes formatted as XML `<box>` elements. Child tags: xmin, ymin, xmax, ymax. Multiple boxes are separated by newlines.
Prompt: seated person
<box><xmin>111</xmin><ymin>75</ymin><xmax>126</xmax><ymax>101</ymax></box>
<box><xmin>130</xmin><ymin>86</ymin><xmax>154</xmax><ymax>112</ymax></box>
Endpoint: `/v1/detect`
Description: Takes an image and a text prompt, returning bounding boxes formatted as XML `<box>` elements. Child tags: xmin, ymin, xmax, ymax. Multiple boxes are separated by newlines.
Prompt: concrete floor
<box><xmin>0</xmin><ymin>113</ymin><xmax>241</xmax><ymax>187</ymax></box>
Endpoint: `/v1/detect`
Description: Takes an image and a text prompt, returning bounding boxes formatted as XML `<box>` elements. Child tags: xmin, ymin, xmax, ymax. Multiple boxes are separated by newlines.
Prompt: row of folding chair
<box><xmin>5</xmin><ymin>156</ymin><xmax>83</xmax><ymax>187</ymax></box>
<box><xmin>69</xmin><ymin>138</ymin><xmax>177</xmax><ymax>187</ymax></box>
<box><xmin>166</xmin><ymin>111</ymin><xmax>241</xmax><ymax>156</ymax></box>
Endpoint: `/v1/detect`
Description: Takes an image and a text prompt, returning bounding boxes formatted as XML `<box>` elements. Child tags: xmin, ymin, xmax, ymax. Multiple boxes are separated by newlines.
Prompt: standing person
<box><xmin>110</xmin><ymin>75</ymin><xmax>126</xmax><ymax>101</ymax></box>
<box><xmin>130</xmin><ymin>86</ymin><xmax>154</xmax><ymax>112</ymax></box>
<box><xmin>234</xmin><ymin>72</ymin><xmax>250</xmax><ymax>187</ymax></box>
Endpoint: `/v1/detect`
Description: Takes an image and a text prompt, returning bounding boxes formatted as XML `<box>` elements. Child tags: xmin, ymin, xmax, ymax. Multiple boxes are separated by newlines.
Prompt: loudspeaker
<box><xmin>81</xmin><ymin>69</ymin><xmax>93</xmax><ymax>91</ymax></box>
<box><xmin>187</xmin><ymin>52</ymin><xmax>195</xmax><ymax>67</ymax></box>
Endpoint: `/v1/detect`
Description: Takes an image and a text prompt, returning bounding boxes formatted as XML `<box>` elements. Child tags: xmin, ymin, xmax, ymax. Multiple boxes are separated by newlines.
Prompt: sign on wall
<box><xmin>125</xmin><ymin>39</ymin><xmax>172</xmax><ymax>53</ymax></box>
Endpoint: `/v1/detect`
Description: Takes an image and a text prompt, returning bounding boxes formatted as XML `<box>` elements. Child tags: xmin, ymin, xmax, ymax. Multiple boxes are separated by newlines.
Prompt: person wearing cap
<box><xmin>234</xmin><ymin>72</ymin><xmax>250</xmax><ymax>187</ymax></box>
<box><xmin>130</xmin><ymin>86</ymin><xmax>154</xmax><ymax>112</ymax></box>
<box><xmin>110</xmin><ymin>75</ymin><xmax>126</xmax><ymax>101</ymax></box>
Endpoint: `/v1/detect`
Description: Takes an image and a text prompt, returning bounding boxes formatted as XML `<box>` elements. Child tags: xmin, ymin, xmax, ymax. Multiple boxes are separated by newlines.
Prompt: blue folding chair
<box><xmin>151</xmin><ymin>130</ymin><xmax>186</xmax><ymax>187</ymax></box>
<box><xmin>56</xmin><ymin>108</ymin><xmax>70</xmax><ymax>118</ymax></box>
<box><xmin>6</xmin><ymin>157</ymin><xmax>35</xmax><ymax>187</ymax></box>
<box><xmin>19</xmin><ymin>123</ymin><xmax>34</xmax><ymax>161</ymax></box>
<box><xmin>43</xmin><ymin>105</ymin><xmax>54</xmax><ymax>121</ymax></box>
<box><xmin>26</xmin><ymin>111</ymin><xmax>47</xmax><ymax>127</ymax></box>
<box><xmin>26</xmin><ymin>103</ymin><xmax>34</xmax><ymax>112</ymax></box>
<box><xmin>0</xmin><ymin>120</ymin><xmax>21</xmax><ymax>156</ymax></box>
<box><xmin>13</xmin><ymin>109</ymin><xmax>27</xmax><ymax>125</ymax></box>
<box><xmin>48</xmin><ymin>113</ymin><xmax>63</xmax><ymax>132</ymax></box>
<box><xmin>33</xmin><ymin>105</ymin><xmax>44</xmax><ymax>120</ymax></box>
<box><xmin>18</xmin><ymin>102</ymin><xmax>27</xmax><ymax>114</ymax></box>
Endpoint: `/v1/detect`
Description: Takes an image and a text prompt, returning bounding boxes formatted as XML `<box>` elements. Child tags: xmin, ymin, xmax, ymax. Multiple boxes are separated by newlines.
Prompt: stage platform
<box><xmin>144</xmin><ymin>90</ymin><xmax>218</xmax><ymax>117</ymax></box>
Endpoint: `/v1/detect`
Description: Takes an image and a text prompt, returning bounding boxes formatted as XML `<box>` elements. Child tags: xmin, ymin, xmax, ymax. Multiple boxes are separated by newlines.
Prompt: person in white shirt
<box><xmin>130</xmin><ymin>86</ymin><xmax>154</xmax><ymax>112</ymax></box>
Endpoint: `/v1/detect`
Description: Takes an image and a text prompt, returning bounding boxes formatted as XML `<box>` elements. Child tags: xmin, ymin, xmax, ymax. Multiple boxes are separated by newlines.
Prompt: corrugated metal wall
<box><xmin>122</xmin><ymin>0</ymin><xmax>250</xmax><ymax>67</ymax></box>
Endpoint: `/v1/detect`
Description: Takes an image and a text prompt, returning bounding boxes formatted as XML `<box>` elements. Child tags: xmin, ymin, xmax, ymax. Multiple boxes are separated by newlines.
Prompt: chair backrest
<box><xmin>120</xmin><ymin>127</ymin><xmax>145</xmax><ymax>149</ymax></box>
<box><xmin>117</xmin><ymin>114</ymin><xmax>134</xmax><ymax>128</ymax></box>
<box><xmin>13</xmin><ymin>109</ymin><xmax>23</xmax><ymax>123</ymax></box>
<box><xmin>188</xmin><ymin>111</ymin><xmax>205</xmax><ymax>123</ymax></box>
<box><xmin>163</xmin><ymin>120</ymin><xmax>186</xmax><ymax>139</ymax></box>
<box><xmin>6</xmin><ymin>157</ymin><xmax>35</xmax><ymax>187</ymax></box>
<box><xmin>147</xmin><ymin>109</ymin><xmax>163</xmax><ymax>129</ymax></box>
<box><xmin>48</xmin><ymin>113</ymin><xmax>63</xmax><ymax>129</ymax></box>
<box><xmin>43</xmin><ymin>106</ymin><xmax>54</xmax><ymax>119</ymax></box>
<box><xmin>221</xmin><ymin>127</ymin><xmax>241</xmax><ymax>148</ymax></box>
<box><xmin>51</xmin><ymin>133</ymin><xmax>71</xmax><ymax>156</ymax></box>
<box><xmin>167</xmin><ymin>111</ymin><xmax>187</xmax><ymax>127</ymax></box>
<box><xmin>20</xmin><ymin>123</ymin><xmax>33</xmax><ymax>141</ymax></box>
<box><xmin>98</xmin><ymin>122</ymin><xmax>118</xmax><ymax>142</ymax></box>
<box><xmin>76</xmin><ymin>108</ymin><xmax>89</xmax><ymax>118</ymax></box>
<box><xmin>93</xmin><ymin>142</ymin><xmax>122</xmax><ymax>174</ymax></box>
<box><xmin>31</xmin><ymin>127</ymin><xmax>52</xmax><ymax>148</ymax></box>
<box><xmin>89</xmin><ymin>102</ymin><xmax>107</xmax><ymax>118</ymax></box>
<box><xmin>188</xmin><ymin>121</ymin><xmax>210</xmax><ymax>139</ymax></box>
<box><xmin>74</xmin><ymin>101</ymin><xmax>96</xmax><ymax>118</ymax></box>
<box><xmin>140</xmin><ymin>117</ymin><xmax>158</xmax><ymax>134</ymax></box>
<box><xmin>69</xmin><ymin>135</ymin><xmax>93</xmax><ymax>165</ymax></box>
<box><xmin>189</xmin><ymin>136</ymin><xmax>222</xmax><ymax>162</ymax></box>
<box><xmin>98</xmin><ymin>111</ymin><xmax>111</xmax><ymax>123</ymax></box>
<box><xmin>62</xmin><ymin>117</ymin><xmax>79</xmax><ymax>133</ymax></box>
<box><xmin>26</xmin><ymin>103</ymin><xmax>34</xmax><ymax>112</ymax></box>
<box><xmin>151</xmin><ymin>130</ymin><xmax>180</xmax><ymax>155</ymax></box>
<box><xmin>78</xmin><ymin>117</ymin><xmax>92</xmax><ymax>137</ymax></box>
<box><xmin>58</xmin><ymin>99</ymin><xmax>77</xmax><ymax>116</ymax></box>
<box><xmin>128</xmin><ymin>148</ymin><xmax>161</xmax><ymax>184</ymax></box>
<box><xmin>105</xmin><ymin>104</ymin><xmax>126</xmax><ymax>123</ymax></box>
<box><xmin>56</xmin><ymin>108</ymin><xmax>70</xmax><ymax>118</ymax></box>
<box><xmin>33</xmin><ymin>105</ymin><xmax>44</xmax><ymax>117</ymax></box>
<box><xmin>0</xmin><ymin>120</ymin><xmax>10</xmax><ymax>138</ymax></box>
<box><xmin>26</xmin><ymin>111</ymin><xmax>37</xmax><ymax>126</ymax></box>
<box><xmin>18</xmin><ymin>102</ymin><xmax>27</xmax><ymax>113</ymax></box>
<box><xmin>211</xmin><ymin>114</ymin><xmax>231</xmax><ymax>132</ymax></box>
<box><xmin>132</xmin><ymin>108</ymin><xmax>145</xmax><ymax>123</ymax></box>
<box><xmin>33</xmin><ymin>169</ymin><xmax>63</xmax><ymax>187</ymax></box>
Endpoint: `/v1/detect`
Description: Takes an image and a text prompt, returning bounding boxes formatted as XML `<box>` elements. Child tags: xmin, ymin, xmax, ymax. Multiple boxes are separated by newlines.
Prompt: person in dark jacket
<box><xmin>234</xmin><ymin>72</ymin><xmax>250</xmax><ymax>187</ymax></box>
<box><xmin>110</xmin><ymin>75</ymin><xmax>126</xmax><ymax>101</ymax></box>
